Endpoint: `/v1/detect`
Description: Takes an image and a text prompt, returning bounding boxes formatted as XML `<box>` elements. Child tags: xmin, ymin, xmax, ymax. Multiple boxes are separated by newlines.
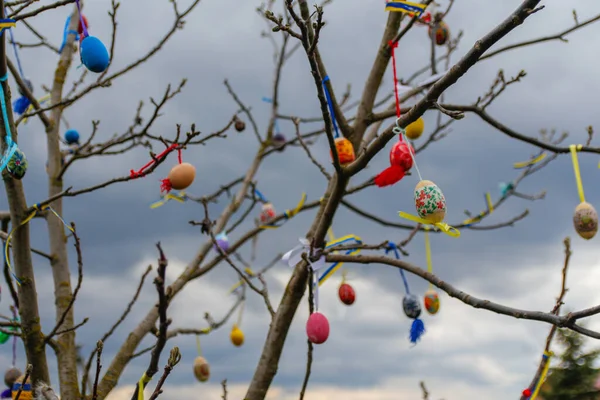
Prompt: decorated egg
<box><xmin>573</xmin><ymin>202</ymin><xmax>598</xmax><ymax>240</ymax></box>
<box><xmin>193</xmin><ymin>356</ymin><xmax>210</xmax><ymax>382</ymax></box>
<box><xmin>273</xmin><ymin>133</ymin><xmax>286</xmax><ymax>150</ymax></box>
<box><xmin>423</xmin><ymin>289</ymin><xmax>440</xmax><ymax>315</ymax></box>
<box><xmin>17</xmin><ymin>79</ymin><xmax>33</xmax><ymax>97</ymax></box>
<box><xmin>214</xmin><ymin>232</ymin><xmax>229</xmax><ymax>253</ymax></box>
<box><xmin>77</xmin><ymin>15</ymin><xmax>89</xmax><ymax>35</ymax></box>
<box><xmin>306</xmin><ymin>312</ymin><xmax>330</xmax><ymax>344</ymax></box>
<box><xmin>330</xmin><ymin>137</ymin><xmax>355</xmax><ymax>165</ymax></box>
<box><xmin>7</xmin><ymin>148</ymin><xmax>27</xmax><ymax>180</ymax></box>
<box><xmin>389</xmin><ymin>141</ymin><xmax>414</xmax><ymax>170</ymax></box>
<box><xmin>4</xmin><ymin>368</ymin><xmax>20</xmax><ymax>389</ymax></box>
<box><xmin>167</xmin><ymin>162</ymin><xmax>196</xmax><ymax>191</ymax></box>
<box><xmin>230</xmin><ymin>324</ymin><xmax>244</xmax><ymax>347</ymax></box>
<box><xmin>234</xmin><ymin>119</ymin><xmax>246</xmax><ymax>132</ymax></box>
<box><xmin>338</xmin><ymin>283</ymin><xmax>356</xmax><ymax>306</ymax></box>
<box><xmin>405</xmin><ymin>117</ymin><xmax>424</xmax><ymax>140</ymax></box>
<box><xmin>429</xmin><ymin>21</ymin><xmax>450</xmax><ymax>46</ymax></box>
<box><xmin>403</xmin><ymin>294</ymin><xmax>422</xmax><ymax>319</ymax></box>
<box><xmin>414</xmin><ymin>180</ymin><xmax>446</xmax><ymax>224</ymax></box>
<box><xmin>80</xmin><ymin>36</ymin><xmax>110</xmax><ymax>73</ymax></box>
<box><xmin>259</xmin><ymin>202</ymin><xmax>276</xmax><ymax>224</ymax></box>
<box><xmin>11</xmin><ymin>375</ymin><xmax>32</xmax><ymax>400</ymax></box>
<box><xmin>64</xmin><ymin>129</ymin><xmax>80</xmax><ymax>145</ymax></box>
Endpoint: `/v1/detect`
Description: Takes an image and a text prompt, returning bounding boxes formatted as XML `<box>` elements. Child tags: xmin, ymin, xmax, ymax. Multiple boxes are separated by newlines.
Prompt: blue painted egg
<box><xmin>80</xmin><ymin>36</ymin><xmax>109</xmax><ymax>73</ymax></box>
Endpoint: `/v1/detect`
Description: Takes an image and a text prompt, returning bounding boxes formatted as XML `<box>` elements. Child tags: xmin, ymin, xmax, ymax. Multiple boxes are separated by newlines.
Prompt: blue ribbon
<box><xmin>385</xmin><ymin>242</ymin><xmax>410</xmax><ymax>294</ymax></box>
<box><xmin>321</xmin><ymin>75</ymin><xmax>340</xmax><ymax>138</ymax></box>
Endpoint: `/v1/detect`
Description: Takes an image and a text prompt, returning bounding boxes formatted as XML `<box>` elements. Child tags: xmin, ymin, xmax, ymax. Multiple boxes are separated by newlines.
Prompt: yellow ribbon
<box><xmin>318</xmin><ymin>234</ymin><xmax>362</xmax><ymax>286</ymax></box>
<box><xmin>21</xmin><ymin>94</ymin><xmax>51</xmax><ymax>124</ymax></box>
<box><xmin>570</xmin><ymin>144</ymin><xmax>585</xmax><ymax>203</ymax></box>
<box><xmin>461</xmin><ymin>193</ymin><xmax>494</xmax><ymax>226</ymax></box>
<box><xmin>149</xmin><ymin>191</ymin><xmax>187</xmax><ymax>209</ymax></box>
<box><xmin>424</xmin><ymin>228</ymin><xmax>433</xmax><ymax>289</ymax></box>
<box><xmin>513</xmin><ymin>152</ymin><xmax>547</xmax><ymax>169</ymax></box>
<box><xmin>529</xmin><ymin>351</ymin><xmax>554</xmax><ymax>400</ymax></box>
<box><xmin>136</xmin><ymin>373</ymin><xmax>152</xmax><ymax>400</ymax></box>
<box><xmin>485</xmin><ymin>192</ymin><xmax>494</xmax><ymax>214</ymax></box>
<box><xmin>398</xmin><ymin>212</ymin><xmax>460</xmax><ymax>238</ymax></box>
<box><xmin>259</xmin><ymin>192</ymin><xmax>306</xmax><ymax>229</ymax></box>
<box><xmin>227</xmin><ymin>267</ymin><xmax>257</xmax><ymax>294</ymax></box>
<box><xmin>5</xmin><ymin>204</ymin><xmax>74</xmax><ymax>285</ymax></box>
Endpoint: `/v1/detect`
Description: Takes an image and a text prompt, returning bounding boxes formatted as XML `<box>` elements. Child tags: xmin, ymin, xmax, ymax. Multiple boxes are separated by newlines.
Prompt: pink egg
<box><xmin>306</xmin><ymin>312</ymin><xmax>330</xmax><ymax>344</ymax></box>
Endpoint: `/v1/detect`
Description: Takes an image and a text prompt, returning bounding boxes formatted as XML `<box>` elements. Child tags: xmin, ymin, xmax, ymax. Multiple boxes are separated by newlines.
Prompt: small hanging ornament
<box><xmin>570</xmin><ymin>144</ymin><xmax>598</xmax><ymax>240</ymax></box>
<box><xmin>306</xmin><ymin>312</ymin><xmax>330</xmax><ymax>344</ymax></box>
<box><xmin>64</xmin><ymin>129</ymin><xmax>80</xmax><ymax>145</ymax></box>
<box><xmin>374</xmin><ymin>139</ymin><xmax>414</xmax><ymax>187</ymax></box>
<box><xmin>234</xmin><ymin>119</ymin><xmax>246</xmax><ymax>132</ymax></box>
<box><xmin>213</xmin><ymin>231</ymin><xmax>230</xmax><ymax>253</ymax></box>
<box><xmin>405</xmin><ymin>117</ymin><xmax>424</xmax><ymax>140</ymax></box>
<box><xmin>5</xmin><ymin>146</ymin><xmax>27</xmax><ymax>181</ymax></box>
<box><xmin>230</xmin><ymin>324</ymin><xmax>244</xmax><ymax>347</ymax></box>
<box><xmin>422</xmin><ymin>229</ymin><xmax>440</xmax><ymax>315</ymax></box>
<box><xmin>386</xmin><ymin>243</ymin><xmax>425</xmax><ymax>344</ymax></box>
<box><xmin>254</xmin><ymin>189</ymin><xmax>277</xmax><ymax>225</ymax></box>
<box><xmin>77</xmin><ymin>14</ymin><xmax>89</xmax><ymax>35</ymax></box>
<box><xmin>338</xmin><ymin>270</ymin><xmax>355</xmax><ymax>306</ymax></box>
<box><xmin>429</xmin><ymin>20</ymin><xmax>450</xmax><ymax>46</ymax></box>
<box><xmin>11</xmin><ymin>375</ymin><xmax>32</xmax><ymax>400</ymax></box>
<box><xmin>160</xmin><ymin>148</ymin><xmax>196</xmax><ymax>193</ymax></box>
<box><xmin>272</xmin><ymin>132</ymin><xmax>286</xmax><ymax>150</ymax></box>
<box><xmin>75</xmin><ymin>0</ymin><xmax>109</xmax><ymax>73</ymax></box>
<box><xmin>192</xmin><ymin>335</ymin><xmax>210</xmax><ymax>382</ymax></box>
<box><xmin>331</xmin><ymin>137</ymin><xmax>355</xmax><ymax>165</ymax></box>
<box><xmin>415</xmin><ymin>180</ymin><xmax>446</xmax><ymax>224</ymax></box>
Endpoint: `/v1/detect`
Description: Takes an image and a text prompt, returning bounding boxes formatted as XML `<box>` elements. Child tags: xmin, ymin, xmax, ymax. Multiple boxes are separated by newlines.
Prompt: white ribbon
<box><xmin>282</xmin><ymin>238</ymin><xmax>326</xmax><ymax>310</ymax></box>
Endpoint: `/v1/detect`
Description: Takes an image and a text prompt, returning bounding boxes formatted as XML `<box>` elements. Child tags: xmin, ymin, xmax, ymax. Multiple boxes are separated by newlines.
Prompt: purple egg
<box><xmin>214</xmin><ymin>232</ymin><xmax>230</xmax><ymax>253</ymax></box>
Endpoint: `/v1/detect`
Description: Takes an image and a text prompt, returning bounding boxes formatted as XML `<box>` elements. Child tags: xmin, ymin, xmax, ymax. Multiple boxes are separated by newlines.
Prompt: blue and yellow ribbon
<box><xmin>149</xmin><ymin>191</ymin><xmax>188</xmax><ymax>209</ymax></box>
<box><xmin>0</xmin><ymin>18</ymin><xmax>15</xmax><ymax>35</ymax></box>
<box><xmin>136</xmin><ymin>373</ymin><xmax>152</xmax><ymax>400</ymax></box>
<box><xmin>526</xmin><ymin>351</ymin><xmax>553</xmax><ymax>400</ymax></box>
<box><xmin>513</xmin><ymin>152</ymin><xmax>546</xmax><ymax>169</ymax></box>
<box><xmin>384</xmin><ymin>1</ymin><xmax>427</xmax><ymax>16</ymax></box>
<box><xmin>462</xmin><ymin>192</ymin><xmax>494</xmax><ymax>227</ymax></box>
<box><xmin>259</xmin><ymin>192</ymin><xmax>306</xmax><ymax>229</ymax></box>
<box><xmin>20</xmin><ymin>94</ymin><xmax>50</xmax><ymax>124</ymax></box>
<box><xmin>398</xmin><ymin>212</ymin><xmax>460</xmax><ymax>237</ymax></box>
<box><xmin>5</xmin><ymin>203</ymin><xmax>74</xmax><ymax>285</ymax></box>
<box><xmin>227</xmin><ymin>267</ymin><xmax>258</xmax><ymax>294</ymax></box>
<box><xmin>318</xmin><ymin>234</ymin><xmax>362</xmax><ymax>286</ymax></box>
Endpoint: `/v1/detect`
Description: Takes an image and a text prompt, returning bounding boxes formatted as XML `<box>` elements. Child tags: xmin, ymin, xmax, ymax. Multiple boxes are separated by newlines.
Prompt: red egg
<box><xmin>389</xmin><ymin>140</ymin><xmax>414</xmax><ymax>171</ymax></box>
<box><xmin>78</xmin><ymin>15</ymin><xmax>89</xmax><ymax>35</ymax></box>
<box><xmin>306</xmin><ymin>312</ymin><xmax>330</xmax><ymax>344</ymax></box>
<box><xmin>338</xmin><ymin>283</ymin><xmax>356</xmax><ymax>306</ymax></box>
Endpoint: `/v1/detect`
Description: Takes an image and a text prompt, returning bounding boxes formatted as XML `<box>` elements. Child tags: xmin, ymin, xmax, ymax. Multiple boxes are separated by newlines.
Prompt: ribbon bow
<box><xmin>260</xmin><ymin>192</ymin><xmax>307</xmax><ymax>229</ymax></box>
<box><xmin>281</xmin><ymin>238</ymin><xmax>326</xmax><ymax>271</ymax></box>
<box><xmin>149</xmin><ymin>191</ymin><xmax>188</xmax><ymax>209</ymax></box>
<box><xmin>398</xmin><ymin>212</ymin><xmax>460</xmax><ymax>237</ymax></box>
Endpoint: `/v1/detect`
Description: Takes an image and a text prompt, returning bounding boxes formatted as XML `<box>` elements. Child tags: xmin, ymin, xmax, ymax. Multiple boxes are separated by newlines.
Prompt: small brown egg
<box><xmin>573</xmin><ymin>201</ymin><xmax>598</xmax><ymax>240</ymax></box>
<box><xmin>414</xmin><ymin>180</ymin><xmax>446</xmax><ymax>224</ymax></box>
<box><xmin>167</xmin><ymin>162</ymin><xmax>196</xmax><ymax>190</ymax></box>
<box><xmin>193</xmin><ymin>356</ymin><xmax>210</xmax><ymax>382</ymax></box>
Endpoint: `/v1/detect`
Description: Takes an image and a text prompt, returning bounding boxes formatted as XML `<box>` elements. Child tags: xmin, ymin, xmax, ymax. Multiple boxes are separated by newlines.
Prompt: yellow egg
<box><xmin>414</xmin><ymin>180</ymin><xmax>446</xmax><ymax>224</ymax></box>
<box><xmin>193</xmin><ymin>356</ymin><xmax>210</xmax><ymax>382</ymax></box>
<box><xmin>405</xmin><ymin>117</ymin><xmax>424</xmax><ymax>140</ymax></box>
<box><xmin>573</xmin><ymin>202</ymin><xmax>598</xmax><ymax>240</ymax></box>
<box><xmin>230</xmin><ymin>324</ymin><xmax>245</xmax><ymax>347</ymax></box>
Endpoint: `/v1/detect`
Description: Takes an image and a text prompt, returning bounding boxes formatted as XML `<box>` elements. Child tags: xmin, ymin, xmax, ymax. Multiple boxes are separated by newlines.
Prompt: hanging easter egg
<box><xmin>230</xmin><ymin>324</ymin><xmax>244</xmax><ymax>347</ymax></box>
<box><xmin>64</xmin><ymin>129</ymin><xmax>80</xmax><ymax>145</ymax></box>
<box><xmin>375</xmin><ymin>140</ymin><xmax>415</xmax><ymax>187</ymax></box>
<box><xmin>6</xmin><ymin>148</ymin><xmax>27</xmax><ymax>180</ymax></box>
<box><xmin>306</xmin><ymin>312</ymin><xmax>330</xmax><ymax>344</ymax></box>
<box><xmin>234</xmin><ymin>119</ymin><xmax>246</xmax><ymax>132</ymax></box>
<box><xmin>11</xmin><ymin>375</ymin><xmax>32</xmax><ymax>400</ymax></box>
<box><xmin>259</xmin><ymin>202</ymin><xmax>276</xmax><ymax>224</ymax></box>
<box><xmin>213</xmin><ymin>232</ymin><xmax>230</xmax><ymax>253</ymax></box>
<box><xmin>423</xmin><ymin>289</ymin><xmax>440</xmax><ymax>315</ymax></box>
<box><xmin>80</xmin><ymin>36</ymin><xmax>110</xmax><ymax>73</ymax></box>
<box><xmin>3</xmin><ymin>368</ymin><xmax>20</xmax><ymax>390</ymax></box>
<box><xmin>429</xmin><ymin>21</ymin><xmax>450</xmax><ymax>46</ymax></box>
<box><xmin>273</xmin><ymin>133</ymin><xmax>286</xmax><ymax>151</ymax></box>
<box><xmin>78</xmin><ymin>15</ymin><xmax>89</xmax><ymax>35</ymax></box>
<box><xmin>193</xmin><ymin>356</ymin><xmax>210</xmax><ymax>382</ymax></box>
<box><xmin>17</xmin><ymin>79</ymin><xmax>33</xmax><ymax>97</ymax></box>
<box><xmin>405</xmin><ymin>117</ymin><xmax>424</xmax><ymax>140</ymax></box>
<box><xmin>329</xmin><ymin>137</ymin><xmax>355</xmax><ymax>165</ymax></box>
<box><xmin>338</xmin><ymin>282</ymin><xmax>356</xmax><ymax>306</ymax></box>
<box><xmin>573</xmin><ymin>202</ymin><xmax>598</xmax><ymax>240</ymax></box>
<box><xmin>403</xmin><ymin>294</ymin><xmax>422</xmax><ymax>319</ymax></box>
<box><xmin>414</xmin><ymin>180</ymin><xmax>446</xmax><ymax>224</ymax></box>
<box><xmin>166</xmin><ymin>162</ymin><xmax>196</xmax><ymax>191</ymax></box>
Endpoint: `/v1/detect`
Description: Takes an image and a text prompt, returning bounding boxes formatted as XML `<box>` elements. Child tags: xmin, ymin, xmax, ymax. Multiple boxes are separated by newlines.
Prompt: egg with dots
<box><xmin>573</xmin><ymin>202</ymin><xmax>598</xmax><ymax>240</ymax></box>
<box><xmin>162</xmin><ymin>163</ymin><xmax>196</xmax><ymax>192</ymax></box>
<box><xmin>403</xmin><ymin>294</ymin><xmax>422</xmax><ymax>319</ymax></box>
<box><xmin>374</xmin><ymin>140</ymin><xmax>414</xmax><ymax>187</ymax></box>
<box><xmin>193</xmin><ymin>356</ymin><xmax>210</xmax><ymax>382</ymax></box>
<box><xmin>423</xmin><ymin>289</ymin><xmax>440</xmax><ymax>315</ymax></box>
<box><xmin>338</xmin><ymin>282</ymin><xmax>356</xmax><ymax>306</ymax></box>
<box><xmin>330</xmin><ymin>137</ymin><xmax>355</xmax><ymax>165</ymax></box>
<box><xmin>6</xmin><ymin>149</ymin><xmax>27</xmax><ymax>180</ymax></box>
<box><xmin>230</xmin><ymin>324</ymin><xmax>244</xmax><ymax>347</ymax></box>
<box><xmin>306</xmin><ymin>312</ymin><xmax>329</xmax><ymax>344</ymax></box>
<box><xmin>405</xmin><ymin>117</ymin><xmax>424</xmax><ymax>140</ymax></box>
<box><xmin>259</xmin><ymin>202</ymin><xmax>276</xmax><ymax>224</ymax></box>
<box><xmin>11</xmin><ymin>375</ymin><xmax>32</xmax><ymax>400</ymax></box>
<box><xmin>414</xmin><ymin>180</ymin><xmax>446</xmax><ymax>224</ymax></box>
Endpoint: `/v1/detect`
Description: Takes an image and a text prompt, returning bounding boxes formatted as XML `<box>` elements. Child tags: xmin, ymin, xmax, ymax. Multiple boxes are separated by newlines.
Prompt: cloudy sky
<box><xmin>1</xmin><ymin>0</ymin><xmax>600</xmax><ymax>399</ymax></box>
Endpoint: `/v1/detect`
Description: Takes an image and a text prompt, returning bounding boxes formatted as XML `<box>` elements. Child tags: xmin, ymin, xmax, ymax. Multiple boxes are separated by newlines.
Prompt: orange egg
<box><xmin>167</xmin><ymin>162</ymin><xmax>196</xmax><ymax>190</ymax></box>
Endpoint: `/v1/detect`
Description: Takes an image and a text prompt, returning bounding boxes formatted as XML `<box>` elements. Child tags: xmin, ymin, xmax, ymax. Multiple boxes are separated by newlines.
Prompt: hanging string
<box><xmin>195</xmin><ymin>335</ymin><xmax>202</xmax><ymax>356</ymax></box>
<box><xmin>5</xmin><ymin>204</ymin><xmax>74</xmax><ymax>285</ymax></box>
<box><xmin>11</xmin><ymin>307</ymin><xmax>16</xmax><ymax>366</ymax></box>
<box><xmin>236</xmin><ymin>298</ymin><xmax>245</xmax><ymax>327</ymax></box>
<box><xmin>0</xmin><ymin>74</ymin><xmax>17</xmax><ymax>173</ymax></box>
<box><xmin>176</xmin><ymin>148</ymin><xmax>182</xmax><ymax>164</ymax></box>
<box><xmin>129</xmin><ymin>143</ymin><xmax>178</xmax><ymax>178</ymax></box>
<box><xmin>312</xmin><ymin>267</ymin><xmax>319</xmax><ymax>311</ymax></box>
<box><xmin>321</xmin><ymin>76</ymin><xmax>340</xmax><ymax>138</ymax></box>
<box><xmin>398</xmin><ymin>124</ymin><xmax>423</xmax><ymax>181</ymax></box>
<box><xmin>254</xmin><ymin>189</ymin><xmax>268</xmax><ymax>204</ymax></box>
<box><xmin>6</xmin><ymin>26</ymin><xmax>24</xmax><ymax>78</ymax></box>
<box><xmin>389</xmin><ymin>40</ymin><xmax>402</xmax><ymax>121</ymax></box>
<box><xmin>424</xmin><ymin>228</ymin><xmax>433</xmax><ymax>289</ymax></box>
<box><xmin>385</xmin><ymin>242</ymin><xmax>410</xmax><ymax>294</ymax></box>
<box><xmin>74</xmin><ymin>0</ymin><xmax>89</xmax><ymax>38</ymax></box>
<box><xmin>569</xmin><ymin>144</ymin><xmax>585</xmax><ymax>203</ymax></box>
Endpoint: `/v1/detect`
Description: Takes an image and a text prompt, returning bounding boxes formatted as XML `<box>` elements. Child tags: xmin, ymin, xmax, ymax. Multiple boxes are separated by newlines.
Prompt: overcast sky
<box><xmin>1</xmin><ymin>0</ymin><xmax>600</xmax><ymax>399</ymax></box>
